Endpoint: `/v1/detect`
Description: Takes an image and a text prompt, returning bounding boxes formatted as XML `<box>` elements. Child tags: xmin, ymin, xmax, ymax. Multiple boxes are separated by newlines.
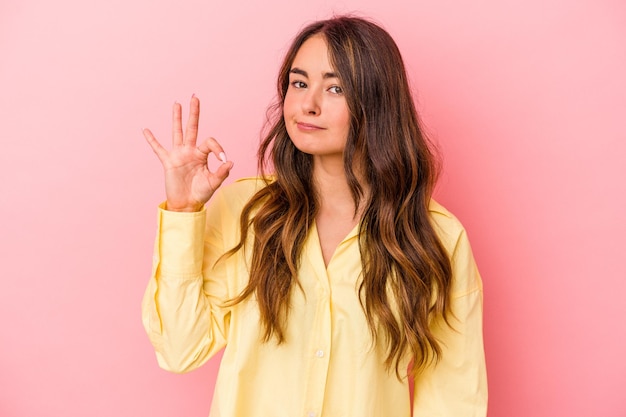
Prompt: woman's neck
<box><xmin>312</xmin><ymin>156</ymin><xmax>365</xmax><ymax>266</ymax></box>
<box><xmin>313</xmin><ymin>156</ymin><xmax>356</xmax><ymax>215</ymax></box>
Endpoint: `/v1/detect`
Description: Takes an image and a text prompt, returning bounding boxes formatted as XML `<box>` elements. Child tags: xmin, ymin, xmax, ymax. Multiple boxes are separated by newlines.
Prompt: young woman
<box><xmin>142</xmin><ymin>15</ymin><xmax>487</xmax><ymax>417</ymax></box>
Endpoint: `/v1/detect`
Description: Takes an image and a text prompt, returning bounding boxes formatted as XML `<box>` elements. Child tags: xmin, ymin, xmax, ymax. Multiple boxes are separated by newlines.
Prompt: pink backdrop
<box><xmin>1</xmin><ymin>0</ymin><xmax>625</xmax><ymax>416</ymax></box>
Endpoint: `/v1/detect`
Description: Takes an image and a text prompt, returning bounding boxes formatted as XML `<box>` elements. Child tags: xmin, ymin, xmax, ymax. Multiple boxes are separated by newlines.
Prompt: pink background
<box><xmin>1</xmin><ymin>0</ymin><xmax>625</xmax><ymax>416</ymax></box>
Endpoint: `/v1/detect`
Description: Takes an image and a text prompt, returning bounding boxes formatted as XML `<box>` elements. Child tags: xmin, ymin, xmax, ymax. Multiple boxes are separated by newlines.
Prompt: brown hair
<box><xmin>226</xmin><ymin>15</ymin><xmax>452</xmax><ymax>378</ymax></box>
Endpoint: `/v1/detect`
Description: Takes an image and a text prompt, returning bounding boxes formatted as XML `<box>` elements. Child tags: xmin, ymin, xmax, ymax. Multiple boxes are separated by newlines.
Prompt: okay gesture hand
<box><xmin>143</xmin><ymin>96</ymin><xmax>234</xmax><ymax>212</ymax></box>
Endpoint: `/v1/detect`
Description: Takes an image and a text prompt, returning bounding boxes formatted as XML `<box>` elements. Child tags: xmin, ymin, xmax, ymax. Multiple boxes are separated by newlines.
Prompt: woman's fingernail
<box><xmin>219</xmin><ymin>152</ymin><xmax>227</xmax><ymax>163</ymax></box>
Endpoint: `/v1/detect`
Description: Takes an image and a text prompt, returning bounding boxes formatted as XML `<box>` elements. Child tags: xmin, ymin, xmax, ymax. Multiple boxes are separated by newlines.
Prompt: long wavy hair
<box><xmin>226</xmin><ymin>15</ymin><xmax>452</xmax><ymax>378</ymax></box>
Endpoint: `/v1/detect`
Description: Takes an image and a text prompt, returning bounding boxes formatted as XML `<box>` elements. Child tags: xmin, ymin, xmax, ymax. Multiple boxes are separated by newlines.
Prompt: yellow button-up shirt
<box><xmin>142</xmin><ymin>178</ymin><xmax>487</xmax><ymax>417</ymax></box>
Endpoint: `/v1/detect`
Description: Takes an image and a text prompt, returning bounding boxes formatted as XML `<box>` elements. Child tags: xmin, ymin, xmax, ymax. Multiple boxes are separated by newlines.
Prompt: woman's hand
<box><xmin>143</xmin><ymin>96</ymin><xmax>234</xmax><ymax>212</ymax></box>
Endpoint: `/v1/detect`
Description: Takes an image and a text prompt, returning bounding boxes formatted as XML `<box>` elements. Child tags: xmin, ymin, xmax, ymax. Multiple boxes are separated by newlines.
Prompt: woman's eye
<box><xmin>291</xmin><ymin>81</ymin><xmax>307</xmax><ymax>89</ymax></box>
<box><xmin>328</xmin><ymin>85</ymin><xmax>343</xmax><ymax>94</ymax></box>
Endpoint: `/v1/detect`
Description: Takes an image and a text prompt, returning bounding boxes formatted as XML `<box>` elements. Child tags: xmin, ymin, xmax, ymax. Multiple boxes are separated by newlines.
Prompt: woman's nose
<box><xmin>301</xmin><ymin>90</ymin><xmax>320</xmax><ymax>115</ymax></box>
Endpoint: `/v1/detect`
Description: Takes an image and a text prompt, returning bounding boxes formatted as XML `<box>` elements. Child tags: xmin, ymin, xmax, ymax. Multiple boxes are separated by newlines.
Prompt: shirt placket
<box><xmin>303</xmin><ymin>269</ymin><xmax>332</xmax><ymax>417</ymax></box>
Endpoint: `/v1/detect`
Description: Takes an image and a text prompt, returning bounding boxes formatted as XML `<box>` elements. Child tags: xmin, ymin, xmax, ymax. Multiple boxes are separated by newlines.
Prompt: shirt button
<box><xmin>315</xmin><ymin>349</ymin><xmax>324</xmax><ymax>358</ymax></box>
<box><xmin>308</xmin><ymin>412</ymin><xmax>316</xmax><ymax>417</ymax></box>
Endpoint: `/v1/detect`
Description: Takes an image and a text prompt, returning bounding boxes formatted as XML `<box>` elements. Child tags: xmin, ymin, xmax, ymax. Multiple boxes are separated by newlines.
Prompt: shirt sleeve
<box><xmin>412</xmin><ymin>228</ymin><xmax>488</xmax><ymax>417</ymax></box>
<box><xmin>141</xmin><ymin>197</ymin><xmax>232</xmax><ymax>374</ymax></box>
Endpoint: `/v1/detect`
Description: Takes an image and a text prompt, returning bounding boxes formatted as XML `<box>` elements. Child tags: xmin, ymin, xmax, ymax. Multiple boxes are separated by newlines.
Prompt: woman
<box><xmin>142</xmin><ymin>15</ymin><xmax>487</xmax><ymax>417</ymax></box>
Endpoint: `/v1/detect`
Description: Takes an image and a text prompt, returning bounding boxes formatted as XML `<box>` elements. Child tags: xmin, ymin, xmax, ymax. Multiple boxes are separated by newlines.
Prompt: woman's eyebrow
<box><xmin>290</xmin><ymin>67</ymin><xmax>338</xmax><ymax>79</ymax></box>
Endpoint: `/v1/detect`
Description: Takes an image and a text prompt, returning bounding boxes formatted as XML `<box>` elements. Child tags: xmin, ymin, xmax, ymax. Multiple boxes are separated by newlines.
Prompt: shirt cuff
<box><xmin>156</xmin><ymin>202</ymin><xmax>207</xmax><ymax>277</ymax></box>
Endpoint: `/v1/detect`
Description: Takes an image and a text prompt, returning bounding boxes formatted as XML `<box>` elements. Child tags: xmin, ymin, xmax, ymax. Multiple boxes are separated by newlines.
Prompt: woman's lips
<box><xmin>296</xmin><ymin>122</ymin><xmax>324</xmax><ymax>131</ymax></box>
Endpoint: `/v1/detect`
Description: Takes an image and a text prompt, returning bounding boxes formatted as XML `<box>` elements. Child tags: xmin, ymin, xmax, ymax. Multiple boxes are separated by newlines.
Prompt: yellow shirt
<box><xmin>142</xmin><ymin>177</ymin><xmax>487</xmax><ymax>417</ymax></box>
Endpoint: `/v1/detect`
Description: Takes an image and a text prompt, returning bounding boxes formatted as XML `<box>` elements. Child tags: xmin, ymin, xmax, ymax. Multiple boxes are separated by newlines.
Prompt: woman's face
<box><xmin>283</xmin><ymin>34</ymin><xmax>351</xmax><ymax>162</ymax></box>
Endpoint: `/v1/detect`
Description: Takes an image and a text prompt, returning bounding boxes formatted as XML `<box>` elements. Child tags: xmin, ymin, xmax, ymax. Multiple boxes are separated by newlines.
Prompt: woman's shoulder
<box><xmin>205</xmin><ymin>177</ymin><xmax>269</xmax><ymax>225</ymax></box>
<box><xmin>218</xmin><ymin>176</ymin><xmax>269</xmax><ymax>202</ymax></box>
<box><xmin>210</xmin><ymin>176</ymin><xmax>272</xmax><ymax>214</ymax></box>
<box><xmin>427</xmin><ymin>199</ymin><xmax>468</xmax><ymax>252</ymax></box>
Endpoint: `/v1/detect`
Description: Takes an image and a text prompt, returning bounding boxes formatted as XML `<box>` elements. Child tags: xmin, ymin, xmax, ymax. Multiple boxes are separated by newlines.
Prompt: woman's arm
<box><xmin>141</xmin><ymin>96</ymin><xmax>235</xmax><ymax>372</ymax></box>
<box><xmin>141</xmin><ymin>202</ymin><xmax>231</xmax><ymax>373</ymax></box>
<box><xmin>412</xmin><ymin>227</ymin><xmax>488</xmax><ymax>417</ymax></box>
